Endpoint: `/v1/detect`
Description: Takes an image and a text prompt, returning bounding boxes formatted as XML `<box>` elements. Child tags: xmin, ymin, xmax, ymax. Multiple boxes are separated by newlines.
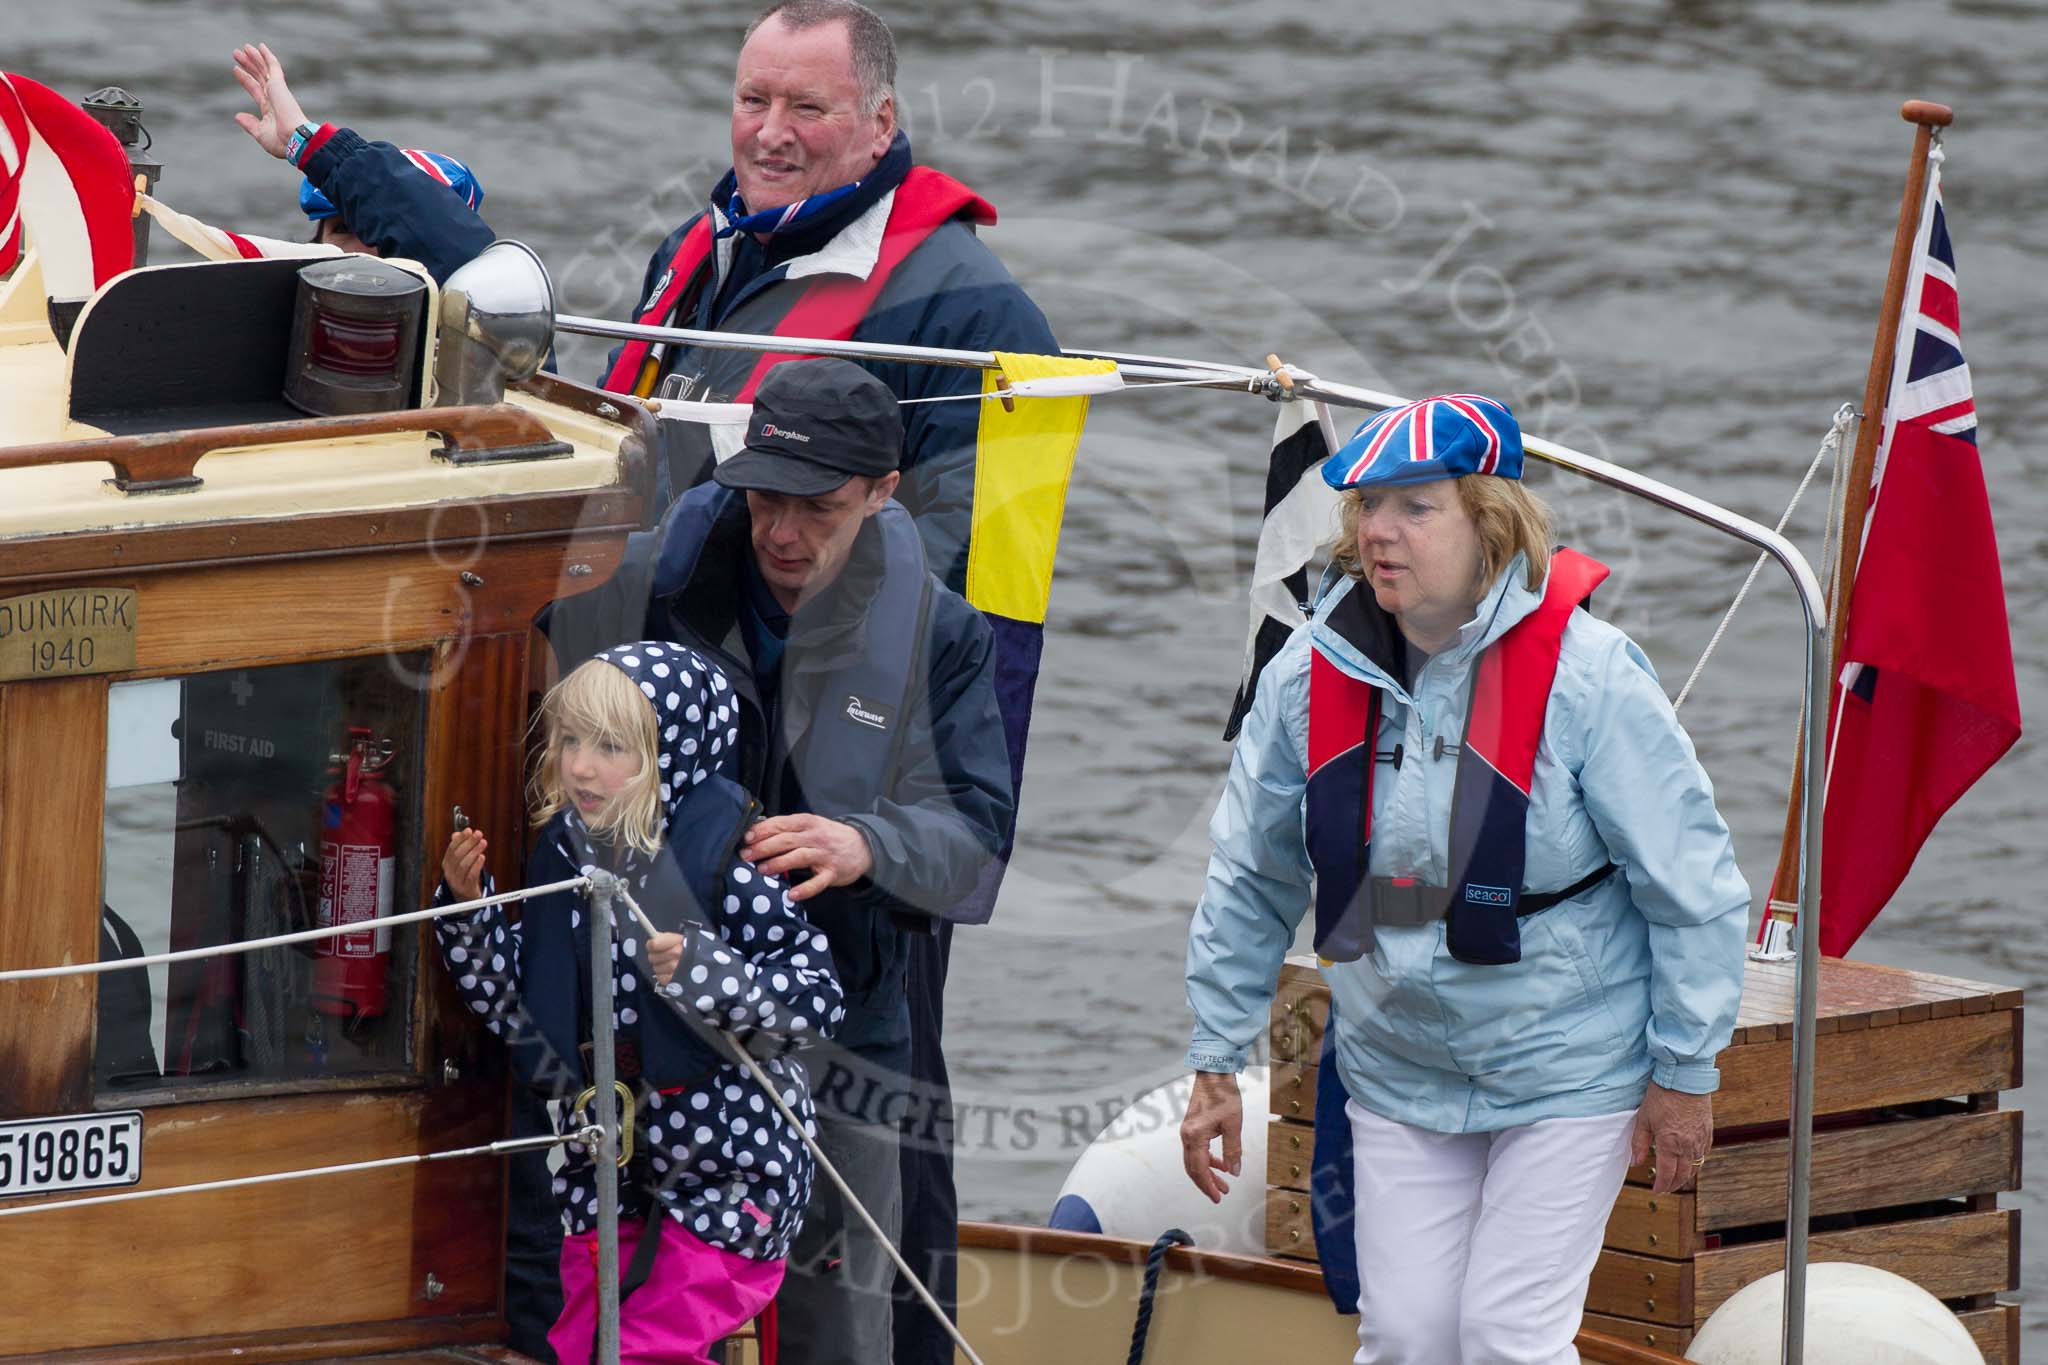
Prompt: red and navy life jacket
<box><xmin>599</xmin><ymin>167</ymin><xmax>998</xmax><ymax>400</ymax></box>
<box><xmin>1304</xmin><ymin>548</ymin><xmax>1610</xmax><ymax>966</ymax></box>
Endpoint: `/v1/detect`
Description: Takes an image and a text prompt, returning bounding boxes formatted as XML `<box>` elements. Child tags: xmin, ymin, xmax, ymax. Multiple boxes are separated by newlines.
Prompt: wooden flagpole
<box><xmin>1760</xmin><ymin>99</ymin><xmax>1954</xmax><ymax>934</ymax></box>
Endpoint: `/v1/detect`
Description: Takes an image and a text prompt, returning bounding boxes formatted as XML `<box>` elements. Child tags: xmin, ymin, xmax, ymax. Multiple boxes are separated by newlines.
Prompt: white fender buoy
<box><xmin>1686</xmin><ymin>1264</ymin><xmax>1983</xmax><ymax>1364</ymax></box>
<box><xmin>1047</xmin><ymin>1068</ymin><xmax>1271</xmax><ymax>1257</ymax></box>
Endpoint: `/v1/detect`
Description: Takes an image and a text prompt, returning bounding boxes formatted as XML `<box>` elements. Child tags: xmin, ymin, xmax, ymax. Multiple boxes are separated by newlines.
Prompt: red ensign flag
<box><xmin>1820</xmin><ymin>152</ymin><xmax>2022</xmax><ymax>956</ymax></box>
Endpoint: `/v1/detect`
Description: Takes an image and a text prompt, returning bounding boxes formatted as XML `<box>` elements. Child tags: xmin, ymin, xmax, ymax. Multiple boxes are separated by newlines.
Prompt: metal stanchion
<box><xmin>588</xmin><ymin>870</ymin><xmax>623</xmax><ymax>1365</ymax></box>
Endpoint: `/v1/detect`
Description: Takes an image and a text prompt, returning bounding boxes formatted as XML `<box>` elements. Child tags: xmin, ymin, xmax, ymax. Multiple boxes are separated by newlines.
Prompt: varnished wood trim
<box><xmin>1956</xmin><ymin>1303</ymin><xmax>2019</xmax><ymax>1365</ymax></box>
<box><xmin>419</xmin><ymin>632</ymin><xmax>533</xmax><ymax>1086</ymax></box>
<box><xmin>0</xmin><ymin>676</ymin><xmax>109</xmax><ymax>1117</ymax></box>
<box><xmin>1581</xmin><ymin>1311</ymin><xmax>1692</xmax><ymax>1357</ymax></box>
<box><xmin>0</xmin><ymin>405</ymin><xmax>557</xmax><ymax>491</ymax></box>
<box><xmin>1692</xmin><ymin>1208</ymin><xmax>2015</xmax><ymax>1325</ymax></box>
<box><xmin>1588</xmin><ymin>1245</ymin><xmax>1693</xmax><ymax>1326</ymax></box>
<box><xmin>17</xmin><ymin>1312</ymin><xmax>507</xmax><ymax>1363</ymax></box>
<box><xmin>0</xmin><ymin>1091</ymin><xmax>504</xmax><ymax>1354</ymax></box>
<box><xmin>1714</xmin><ymin>1009</ymin><xmax>2019</xmax><ymax>1128</ymax></box>
<box><xmin>0</xmin><ymin>488</ymin><xmax>638</xmax><ymax>587</ymax></box>
<box><xmin>86</xmin><ymin>536</ymin><xmax>626</xmax><ymax>678</ymax></box>
<box><xmin>1694</xmin><ymin>1107</ymin><xmax>2020</xmax><ymax>1231</ymax></box>
<box><xmin>512</xmin><ymin>373</ymin><xmax>656</xmax><ymax>520</ymax></box>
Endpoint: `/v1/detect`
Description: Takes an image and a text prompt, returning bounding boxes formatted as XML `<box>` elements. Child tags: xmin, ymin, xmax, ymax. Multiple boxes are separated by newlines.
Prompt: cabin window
<box><xmin>96</xmin><ymin>656</ymin><xmax>428</xmax><ymax>1101</ymax></box>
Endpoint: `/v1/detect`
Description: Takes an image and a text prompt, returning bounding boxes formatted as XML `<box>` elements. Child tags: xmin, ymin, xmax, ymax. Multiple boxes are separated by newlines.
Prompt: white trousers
<box><xmin>1348</xmin><ymin>1099</ymin><xmax>1636</xmax><ymax>1365</ymax></box>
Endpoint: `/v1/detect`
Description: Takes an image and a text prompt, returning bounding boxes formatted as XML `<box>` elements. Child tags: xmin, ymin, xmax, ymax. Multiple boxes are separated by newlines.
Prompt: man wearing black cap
<box><xmin>616</xmin><ymin>357</ymin><xmax>1013</xmax><ymax>1363</ymax></box>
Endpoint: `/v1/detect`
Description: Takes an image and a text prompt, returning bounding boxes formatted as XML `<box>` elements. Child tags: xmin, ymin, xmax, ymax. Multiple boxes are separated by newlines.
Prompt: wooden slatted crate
<box><xmin>1263</xmin><ymin>954</ymin><xmax>2023</xmax><ymax>1363</ymax></box>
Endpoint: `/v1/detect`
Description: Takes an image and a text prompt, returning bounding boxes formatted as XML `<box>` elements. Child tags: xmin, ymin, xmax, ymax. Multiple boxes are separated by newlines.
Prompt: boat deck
<box><xmin>1266</xmin><ymin>953</ymin><xmax>2025</xmax><ymax>1361</ymax></box>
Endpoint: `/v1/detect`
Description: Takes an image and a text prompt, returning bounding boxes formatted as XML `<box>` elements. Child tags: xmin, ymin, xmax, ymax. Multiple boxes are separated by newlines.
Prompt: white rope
<box><xmin>1673</xmin><ymin>405</ymin><xmax>1855</xmax><ymax>711</ymax></box>
<box><xmin>0</xmin><ymin>1127</ymin><xmax>595</xmax><ymax>1219</ymax></box>
<box><xmin>612</xmin><ymin>886</ymin><xmax>989</xmax><ymax>1365</ymax></box>
<box><xmin>894</xmin><ymin>373</ymin><xmax>1228</xmax><ymax>406</ymax></box>
<box><xmin>0</xmin><ymin>876</ymin><xmax>591</xmax><ymax>983</ymax></box>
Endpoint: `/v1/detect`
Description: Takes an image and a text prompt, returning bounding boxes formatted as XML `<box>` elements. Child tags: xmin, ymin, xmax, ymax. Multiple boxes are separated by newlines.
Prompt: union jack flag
<box><xmin>1335</xmin><ymin>393</ymin><xmax>1513</xmax><ymax>486</ymax></box>
<box><xmin>1875</xmin><ymin>179</ymin><xmax>1976</xmax><ymax>462</ymax></box>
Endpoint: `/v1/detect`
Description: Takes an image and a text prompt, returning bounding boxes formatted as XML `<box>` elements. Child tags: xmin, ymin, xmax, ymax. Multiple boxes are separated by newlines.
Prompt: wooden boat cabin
<box><xmin>0</xmin><ymin>242</ymin><xmax>647</xmax><ymax>1361</ymax></box>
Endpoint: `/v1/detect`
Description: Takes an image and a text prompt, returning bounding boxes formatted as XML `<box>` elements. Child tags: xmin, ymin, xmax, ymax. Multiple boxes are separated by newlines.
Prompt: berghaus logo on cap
<box><xmin>761</xmin><ymin>422</ymin><xmax>812</xmax><ymax>444</ymax></box>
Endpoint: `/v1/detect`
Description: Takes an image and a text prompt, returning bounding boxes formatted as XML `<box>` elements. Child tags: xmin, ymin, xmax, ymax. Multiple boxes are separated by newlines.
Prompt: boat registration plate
<box><xmin>0</xmin><ymin>1111</ymin><xmax>143</xmax><ymax>1198</ymax></box>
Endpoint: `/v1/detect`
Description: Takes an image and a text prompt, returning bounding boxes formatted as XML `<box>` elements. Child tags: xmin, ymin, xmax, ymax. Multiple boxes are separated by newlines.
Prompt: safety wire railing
<box><xmin>0</xmin><ymin>869</ymin><xmax>986</xmax><ymax>1365</ymax></box>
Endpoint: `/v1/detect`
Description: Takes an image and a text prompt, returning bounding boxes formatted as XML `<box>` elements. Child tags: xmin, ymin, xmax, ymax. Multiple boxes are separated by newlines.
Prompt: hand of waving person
<box><xmin>441</xmin><ymin>827</ymin><xmax>488</xmax><ymax>904</ymax></box>
<box><xmin>230</xmin><ymin>42</ymin><xmax>312</xmax><ymax>160</ymax></box>
<box><xmin>1180</xmin><ymin>1070</ymin><xmax>1243</xmax><ymax>1204</ymax></box>
<box><xmin>1631</xmin><ymin>1082</ymin><xmax>1713</xmax><ymax>1194</ymax></box>
<box><xmin>739</xmin><ymin>813</ymin><xmax>874</xmax><ymax>902</ymax></box>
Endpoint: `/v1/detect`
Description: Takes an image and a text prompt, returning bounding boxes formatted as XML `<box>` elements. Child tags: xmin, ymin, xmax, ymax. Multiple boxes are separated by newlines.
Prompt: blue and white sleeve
<box><xmin>1185</xmin><ymin>634</ymin><xmax>1316</xmax><ymax>1074</ymax></box>
<box><xmin>431</xmin><ymin>873</ymin><xmax>524</xmax><ymax>1038</ymax></box>
<box><xmin>661</xmin><ymin>860</ymin><xmax>845</xmax><ymax>1053</ymax></box>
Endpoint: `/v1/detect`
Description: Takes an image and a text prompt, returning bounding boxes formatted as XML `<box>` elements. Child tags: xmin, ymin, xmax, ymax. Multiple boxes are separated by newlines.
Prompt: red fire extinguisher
<box><xmin>314</xmin><ymin>726</ymin><xmax>398</xmax><ymax>1024</ymax></box>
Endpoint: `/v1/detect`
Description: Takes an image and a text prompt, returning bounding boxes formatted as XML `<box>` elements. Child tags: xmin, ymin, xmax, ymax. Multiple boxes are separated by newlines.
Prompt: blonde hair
<box><xmin>528</xmin><ymin>659</ymin><xmax>664</xmax><ymax>856</ymax></box>
<box><xmin>1330</xmin><ymin>475</ymin><xmax>1554</xmax><ymax>593</ymax></box>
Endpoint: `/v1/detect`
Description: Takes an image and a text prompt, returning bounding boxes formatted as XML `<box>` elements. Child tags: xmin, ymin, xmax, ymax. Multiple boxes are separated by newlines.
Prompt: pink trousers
<box><xmin>549</xmin><ymin>1216</ymin><xmax>785</xmax><ymax>1365</ymax></box>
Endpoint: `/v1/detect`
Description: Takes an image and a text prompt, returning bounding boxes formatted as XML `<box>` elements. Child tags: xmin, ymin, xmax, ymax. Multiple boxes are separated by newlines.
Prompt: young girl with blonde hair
<box><xmin>436</xmin><ymin>640</ymin><xmax>841</xmax><ymax>1365</ymax></box>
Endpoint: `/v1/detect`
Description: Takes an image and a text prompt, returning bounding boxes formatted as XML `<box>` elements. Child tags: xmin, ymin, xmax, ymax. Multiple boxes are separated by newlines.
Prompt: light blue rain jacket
<box><xmin>1185</xmin><ymin>555</ymin><xmax>1749</xmax><ymax>1132</ymax></box>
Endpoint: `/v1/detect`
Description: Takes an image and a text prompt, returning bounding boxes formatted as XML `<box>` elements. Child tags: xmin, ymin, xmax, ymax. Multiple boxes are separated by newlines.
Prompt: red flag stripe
<box><xmin>0</xmin><ymin>81</ymin><xmax>26</xmax><ymax>275</ymax></box>
<box><xmin>2</xmin><ymin>73</ymin><xmax>134</xmax><ymax>289</ymax></box>
<box><xmin>1913</xmin><ymin>398</ymin><xmax>1976</xmax><ymax>431</ymax></box>
<box><xmin>1918</xmin><ymin>272</ymin><xmax>1960</xmax><ymax>333</ymax></box>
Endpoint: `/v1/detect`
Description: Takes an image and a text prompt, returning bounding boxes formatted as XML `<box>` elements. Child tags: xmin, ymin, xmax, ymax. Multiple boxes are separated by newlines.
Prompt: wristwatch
<box><xmin>284</xmin><ymin>120</ymin><xmax>320</xmax><ymax>166</ymax></box>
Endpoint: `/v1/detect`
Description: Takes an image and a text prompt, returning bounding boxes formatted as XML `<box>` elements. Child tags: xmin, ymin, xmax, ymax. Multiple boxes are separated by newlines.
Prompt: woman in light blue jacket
<box><xmin>1181</xmin><ymin>394</ymin><xmax>1747</xmax><ymax>1365</ymax></box>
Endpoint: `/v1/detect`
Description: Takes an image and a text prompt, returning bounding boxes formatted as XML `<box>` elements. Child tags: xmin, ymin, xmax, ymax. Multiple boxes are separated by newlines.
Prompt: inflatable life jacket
<box><xmin>1304</xmin><ymin>547</ymin><xmax>1613</xmax><ymax>967</ymax></box>
<box><xmin>599</xmin><ymin>167</ymin><xmax>998</xmax><ymax>400</ymax></box>
<box><xmin>511</xmin><ymin>777</ymin><xmax>754</xmax><ymax>1097</ymax></box>
<box><xmin>634</xmin><ymin>485</ymin><xmax>934</xmax><ymax>1053</ymax></box>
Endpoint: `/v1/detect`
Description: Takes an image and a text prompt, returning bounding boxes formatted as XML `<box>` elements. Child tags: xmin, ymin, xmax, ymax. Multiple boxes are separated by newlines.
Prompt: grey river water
<box><xmin>13</xmin><ymin>0</ymin><xmax>2048</xmax><ymax>1341</ymax></box>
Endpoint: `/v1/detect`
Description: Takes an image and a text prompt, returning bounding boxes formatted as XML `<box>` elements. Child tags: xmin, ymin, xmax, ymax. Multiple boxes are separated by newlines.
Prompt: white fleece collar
<box><xmin>777</xmin><ymin>188</ymin><xmax>895</xmax><ymax>283</ymax></box>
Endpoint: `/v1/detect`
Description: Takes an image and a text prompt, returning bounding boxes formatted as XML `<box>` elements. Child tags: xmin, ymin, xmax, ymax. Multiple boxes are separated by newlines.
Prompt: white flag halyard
<box><xmin>1225</xmin><ymin>399</ymin><xmax>1342</xmax><ymax>740</ymax></box>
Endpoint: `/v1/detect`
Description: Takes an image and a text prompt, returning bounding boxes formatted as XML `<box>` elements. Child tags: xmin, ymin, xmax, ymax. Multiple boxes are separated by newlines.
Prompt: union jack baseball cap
<box><xmin>1322</xmin><ymin>393</ymin><xmax>1523</xmax><ymax>489</ymax></box>
<box><xmin>300</xmin><ymin>147</ymin><xmax>484</xmax><ymax>221</ymax></box>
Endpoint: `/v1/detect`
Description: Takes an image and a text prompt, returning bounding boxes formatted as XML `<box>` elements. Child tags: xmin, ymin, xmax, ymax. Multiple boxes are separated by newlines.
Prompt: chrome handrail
<box><xmin>549</xmin><ymin>318</ymin><xmax>1834</xmax><ymax>1361</ymax></box>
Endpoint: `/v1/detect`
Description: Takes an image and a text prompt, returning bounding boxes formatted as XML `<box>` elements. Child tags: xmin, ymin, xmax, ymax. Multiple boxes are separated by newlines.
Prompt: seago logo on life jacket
<box><xmin>844</xmin><ymin>694</ymin><xmax>893</xmax><ymax>731</ymax></box>
<box><xmin>1464</xmin><ymin>884</ymin><xmax>1514</xmax><ymax>907</ymax></box>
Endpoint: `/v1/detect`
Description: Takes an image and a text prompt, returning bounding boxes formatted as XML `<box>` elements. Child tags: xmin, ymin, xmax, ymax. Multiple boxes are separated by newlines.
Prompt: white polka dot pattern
<box><xmin>429</xmin><ymin>640</ymin><xmax>842</xmax><ymax>1262</ymax></box>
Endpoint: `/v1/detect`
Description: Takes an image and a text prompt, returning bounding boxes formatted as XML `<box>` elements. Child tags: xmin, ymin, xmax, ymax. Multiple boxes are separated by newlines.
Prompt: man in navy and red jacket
<box><xmin>589</xmin><ymin>11</ymin><xmax>1054</xmax><ymax>1360</ymax></box>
